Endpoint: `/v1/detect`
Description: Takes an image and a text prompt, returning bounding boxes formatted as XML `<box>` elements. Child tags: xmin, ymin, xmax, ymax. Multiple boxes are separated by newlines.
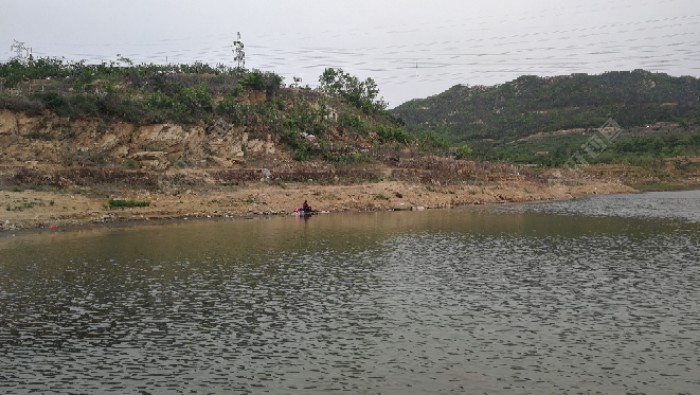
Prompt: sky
<box><xmin>2</xmin><ymin>0</ymin><xmax>699</xmax><ymax>107</ymax></box>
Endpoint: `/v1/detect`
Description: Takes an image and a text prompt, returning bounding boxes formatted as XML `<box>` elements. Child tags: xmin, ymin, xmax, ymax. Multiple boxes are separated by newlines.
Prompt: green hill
<box><xmin>392</xmin><ymin>70</ymin><xmax>700</xmax><ymax>142</ymax></box>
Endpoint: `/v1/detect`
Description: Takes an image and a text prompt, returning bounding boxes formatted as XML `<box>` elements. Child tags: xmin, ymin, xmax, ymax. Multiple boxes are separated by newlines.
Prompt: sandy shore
<box><xmin>1</xmin><ymin>179</ymin><xmax>634</xmax><ymax>232</ymax></box>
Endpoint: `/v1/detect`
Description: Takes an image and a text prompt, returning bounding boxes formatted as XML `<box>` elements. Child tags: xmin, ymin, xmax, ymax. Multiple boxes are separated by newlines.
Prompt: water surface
<box><xmin>1</xmin><ymin>191</ymin><xmax>699</xmax><ymax>394</ymax></box>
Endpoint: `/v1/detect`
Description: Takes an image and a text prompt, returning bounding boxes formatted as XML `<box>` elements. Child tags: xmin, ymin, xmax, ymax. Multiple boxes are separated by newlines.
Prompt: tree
<box><xmin>318</xmin><ymin>68</ymin><xmax>386</xmax><ymax>113</ymax></box>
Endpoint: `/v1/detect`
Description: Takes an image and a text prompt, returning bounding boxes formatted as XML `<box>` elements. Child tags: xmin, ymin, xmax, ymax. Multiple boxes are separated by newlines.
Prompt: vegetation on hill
<box><xmin>2</xmin><ymin>57</ymin><xmax>700</xmax><ymax>185</ymax></box>
<box><xmin>393</xmin><ymin>70</ymin><xmax>700</xmax><ymax>142</ymax></box>
<box><xmin>481</xmin><ymin>130</ymin><xmax>700</xmax><ymax>167</ymax></box>
<box><xmin>392</xmin><ymin>70</ymin><xmax>700</xmax><ymax>167</ymax></box>
<box><xmin>0</xmin><ymin>57</ymin><xmax>414</xmax><ymax>164</ymax></box>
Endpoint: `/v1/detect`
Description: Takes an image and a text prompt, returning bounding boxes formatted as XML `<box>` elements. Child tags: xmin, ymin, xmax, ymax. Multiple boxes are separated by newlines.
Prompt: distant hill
<box><xmin>392</xmin><ymin>70</ymin><xmax>700</xmax><ymax>143</ymax></box>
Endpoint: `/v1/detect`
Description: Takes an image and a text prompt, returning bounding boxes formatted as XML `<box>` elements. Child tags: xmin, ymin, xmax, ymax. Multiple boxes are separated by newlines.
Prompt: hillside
<box><xmin>0</xmin><ymin>59</ymin><xmax>416</xmax><ymax>171</ymax></box>
<box><xmin>392</xmin><ymin>70</ymin><xmax>700</xmax><ymax>143</ymax></box>
<box><xmin>1</xmin><ymin>60</ymin><xmax>699</xmax><ymax>232</ymax></box>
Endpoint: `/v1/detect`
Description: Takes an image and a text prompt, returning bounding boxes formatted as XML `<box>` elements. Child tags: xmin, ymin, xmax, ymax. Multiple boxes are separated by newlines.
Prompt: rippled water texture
<box><xmin>1</xmin><ymin>191</ymin><xmax>699</xmax><ymax>394</ymax></box>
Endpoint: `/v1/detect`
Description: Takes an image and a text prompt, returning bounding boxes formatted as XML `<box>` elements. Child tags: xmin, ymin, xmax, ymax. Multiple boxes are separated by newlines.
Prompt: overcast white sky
<box><xmin>2</xmin><ymin>0</ymin><xmax>699</xmax><ymax>106</ymax></box>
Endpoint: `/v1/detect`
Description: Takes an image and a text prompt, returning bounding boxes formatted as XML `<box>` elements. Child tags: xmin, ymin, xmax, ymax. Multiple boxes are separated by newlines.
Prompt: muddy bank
<box><xmin>1</xmin><ymin>179</ymin><xmax>634</xmax><ymax>233</ymax></box>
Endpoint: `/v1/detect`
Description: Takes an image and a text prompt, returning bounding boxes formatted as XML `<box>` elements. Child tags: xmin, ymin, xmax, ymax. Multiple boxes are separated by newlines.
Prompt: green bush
<box><xmin>239</xmin><ymin>70</ymin><xmax>284</xmax><ymax>97</ymax></box>
<box><xmin>292</xmin><ymin>144</ymin><xmax>313</xmax><ymax>161</ymax></box>
<box><xmin>239</xmin><ymin>71</ymin><xmax>266</xmax><ymax>91</ymax></box>
<box><xmin>33</xmin><ymin>92</ymin><xmax>70</xmax><ymax>116</ymax></box>
<box><xmin>338</xmin><ymin>111</ymin><xmax>365</xmax><ymax>133</ymax></box>
<box><xmin>215</xmin><ymin>97</ymin><xmax>248</xmax><ymax>123</ymax></box>
<box><xmin>97</xmin><ymin>94</ymin><xmax>144</xmax><ymax>123</ymax></box>
<box><xmin>71</xmin><ymin>93</ymin><xmax>99</xmax><ymax>117</ymax></box>
<box><xmin>375</xmin><ymin>124</ymin><xmax>413</xmax><ymax>144</ymax></box>
<box><xmin>108</xmin><ymin>199</ymin><xmax>150</xmax><ymax>209</ymax></box>
<box><xmin>176</xmin><ymin>85</ymin><xmax>212</xmax><ymax>112</ymax></box>
<box><xmin>420</xmin><ymin>132</ymin><xmax>450</xmax><ymax>154</ymax></box>
<box><xmin>0</xmin><ymin>94</ymin><xmax>45</xmax><ymax>115</ymax></box>
<box><xmin>455</xmin><ymin>144</ymin><xmax>473</xmax><ymax>159</ymax></box>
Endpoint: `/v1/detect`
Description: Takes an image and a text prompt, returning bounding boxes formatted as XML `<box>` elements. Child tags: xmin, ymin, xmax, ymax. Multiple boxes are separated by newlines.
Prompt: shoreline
<box><xmin>1</xmin><ymin>178</ymin><xmax>637</xmax><ymax>234</ymax></box>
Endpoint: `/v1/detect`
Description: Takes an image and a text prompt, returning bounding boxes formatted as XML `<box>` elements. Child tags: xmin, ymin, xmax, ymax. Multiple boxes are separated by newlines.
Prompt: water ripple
<box><xmin>1</xmin><ymin>193</ymin><xmax>699</xmax><ymax>394</ymax></box>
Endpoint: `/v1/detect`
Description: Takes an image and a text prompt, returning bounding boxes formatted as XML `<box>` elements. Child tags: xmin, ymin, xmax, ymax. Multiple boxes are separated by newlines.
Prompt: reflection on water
<box><xmin>1</xmin><ymin>192</ymin><xmax>699</xmax><ymax>394</ymax></box>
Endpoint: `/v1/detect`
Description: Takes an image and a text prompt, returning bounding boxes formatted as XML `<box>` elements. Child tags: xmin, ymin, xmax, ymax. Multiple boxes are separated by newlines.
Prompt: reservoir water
<box><xmin>1</xmin><ymin>191</ymin><xmax>699</xmax><ymax>394</ymax></box>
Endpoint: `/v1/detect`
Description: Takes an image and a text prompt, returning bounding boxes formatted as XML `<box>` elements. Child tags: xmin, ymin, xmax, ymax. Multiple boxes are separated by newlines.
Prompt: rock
<box><xmin>114</xmin><ymin>146</ymin><xmax>129</xmax><ymax>158</ymax></box>
<box><xmin>392</xmin><ymin>202</ymin><xmax>409</xmax><ymax>211</ymax></box>
<box><xmin>211</xmin><ymin>156</ymin><xmax>235</xmax><ymax>167</ymax></box>
<box><xmin>129</xmin><ymin>151</ymin><xmax>168</xmax><ymax>170</ymax></box>
<box><xmin>247</xmin><ymin>138</ymin><xmax>276</xmax><ymax>155</ymax></box>
<box><xmin>130</xmin><ymin>151</ymin><xmax>167</xmax><ymax>162</ymax></box>
<box><xmin>2</xmin><ymin>220</ymin><xmax>17</xmax><ymax>231</ymax></box>
<box><xmin>99</xmin><ymin>134</ymin><xmax>119</xmax><ymax>149</ymax></box>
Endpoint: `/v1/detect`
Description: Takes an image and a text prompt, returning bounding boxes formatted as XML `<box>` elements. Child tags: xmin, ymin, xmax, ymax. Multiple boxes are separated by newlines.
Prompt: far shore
<box><xmin>1</xmin><ymin>178</ymin><xmax>639</xmax><ymax>234</ymax></box>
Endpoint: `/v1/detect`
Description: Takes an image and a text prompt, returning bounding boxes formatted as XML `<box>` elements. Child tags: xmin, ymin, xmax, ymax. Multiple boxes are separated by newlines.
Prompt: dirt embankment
<box><xmin>1</xmin><ymin>109</ymin><xmax>696</xmax><ymax>233</ymax></box>
<box><xmin>1</xmin><ymin>177</ymin><xmax>634</xmax><ymax>232</ymax></box>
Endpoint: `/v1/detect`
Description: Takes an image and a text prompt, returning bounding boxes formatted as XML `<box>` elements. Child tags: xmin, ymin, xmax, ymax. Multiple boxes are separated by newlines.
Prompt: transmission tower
<box><xmin>233</xmin><ymin>32</ymin><xmax>245</xmax><ymax>70</ymax></box>
<box><xmin>10</xmin><ymin>40</ymin><xmax>31</xmax><ymax>64</ymax></box>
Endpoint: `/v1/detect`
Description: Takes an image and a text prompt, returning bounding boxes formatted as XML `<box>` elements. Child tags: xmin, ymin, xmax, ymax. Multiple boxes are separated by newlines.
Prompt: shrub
<box><xmin>292</xmin><ymin>145</ymin><xmax>313</xmax><ymax>161</ymax></box>
<box><xmin>216</xmin><ymin>98</ymin><xmax>248</xmax><ymax>124</ymax></box>
<box><xmin>239</xmin><ymin>71</ymin><xmax>266</xmax><ymax>91</ymax></box>
<box><xmin>338</xmin><ymin>111</ymin><xmax>365</xmax><ymax>133</ymax></box>
<box><xmin>419</xmin><ymin>132</ymin><xmax>450</xmax><ymax>155</ymax></box>
<box><xmin>108</xmin><ymin>199</ymin><xmax>150</xmax><ymax>209</ymax></box>
<box><xmin>0</xmin><ymin>94</ymin><xmax>45</xmax><ymax>115</ymax></box>
<box><xmin>176</xmin><ymin>85</ymin><xmax>212</xmax><ymax>112</ymax></box>
<box><xmin>97</xmin><ymin>94</ymin><xmax>144</xmax><ymax>123</ymax></box>
<box><xmin>239</xmin><ymin>70</ymin><xmax>283</xmax><ymax>97</ymax></box>
<box><xmin>25</xmin><ymin>130</ymin><xmax>54</xmax><ymax>140</ymax></box>
<box><xmin>455</xmin><ymin>144</ymin><xmax>473</xmax><ymax>159</ymax></box>
<box><xmin>375</xmin><ymin>124</ymin><xmax>414</xmax><ymax>144</ymax></box>
<box><xmin>71</xmin><ymin>93</ymin><xmax>99</xmax><ymax>117</ymax></box>
<box><xmin>33</xmin><ymin>92</ymin><xmax>70</xmax><ymax>116</ymax></box>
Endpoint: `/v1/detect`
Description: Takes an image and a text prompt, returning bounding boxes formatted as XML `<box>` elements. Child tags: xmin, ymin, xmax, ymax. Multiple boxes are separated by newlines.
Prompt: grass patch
<box><xmin>25</xmin><ymin>130</ymin><xmax>54</xmax><ymax>141</ymax></box>
<box><xmin>125</xmin><ymin>159</ymin><xmax>140</xmax><ymax>169</ymax></box>
<box><xmin>5</xmin><ymin>198</ymin><xmax>52</xmax><ymax>211</ymax></box>
<box><xmin>108</xmin><ymin>199</ymin><xmax>150</xmax><ymax>209</ymax></box>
